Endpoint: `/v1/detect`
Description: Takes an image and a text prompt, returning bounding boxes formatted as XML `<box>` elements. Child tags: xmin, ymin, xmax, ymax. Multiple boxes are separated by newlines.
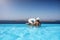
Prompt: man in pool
<box><xmin>27</xmin><ymin>17</ymin><xmax>41</xmax><ymax>26</ymax></box>
<box><xmin>34</xmin><ymin>19</ymin><xmax>40</xmax><ymax>26</ymax></box>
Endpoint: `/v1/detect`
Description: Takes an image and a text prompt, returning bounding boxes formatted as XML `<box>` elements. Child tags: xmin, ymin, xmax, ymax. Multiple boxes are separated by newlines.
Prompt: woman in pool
<box><xmin>27</xmin><ymin>17</ymin><xmax>41</xmax><ymax>26</ymax></box>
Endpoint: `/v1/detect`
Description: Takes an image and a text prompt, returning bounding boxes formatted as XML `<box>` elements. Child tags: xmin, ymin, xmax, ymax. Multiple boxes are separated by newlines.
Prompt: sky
<box><xmin>0</xmin><ymin>0</ymin><xmax>60</xmax><ymax>21</ymax></box>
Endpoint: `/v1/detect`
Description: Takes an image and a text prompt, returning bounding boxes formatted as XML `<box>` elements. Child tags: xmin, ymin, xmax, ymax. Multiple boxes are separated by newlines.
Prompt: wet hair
<box><xmin>36</xmin><ymin>20</ymin><xmax>40</xmax><ymax>23</ymax></box>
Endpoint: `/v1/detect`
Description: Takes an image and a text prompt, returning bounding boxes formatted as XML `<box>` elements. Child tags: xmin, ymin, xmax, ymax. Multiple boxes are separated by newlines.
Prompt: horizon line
<box><xmin>0</xmin><ymin>20</ymin><xmax>60</xmax><ymax>24</ymax></box>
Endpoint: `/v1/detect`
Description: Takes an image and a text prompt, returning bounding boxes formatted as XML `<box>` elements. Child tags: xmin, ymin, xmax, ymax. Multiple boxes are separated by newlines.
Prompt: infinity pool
<box><xmin>0</xmin><ymin>24</ymin><xmax>60</xmax><ymax>40</ymax></box>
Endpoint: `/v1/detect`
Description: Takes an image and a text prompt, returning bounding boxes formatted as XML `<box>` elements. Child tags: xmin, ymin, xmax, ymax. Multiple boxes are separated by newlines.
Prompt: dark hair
<box><xmin>36</xmin><ymin>20</ymin><xmax>40</xmax><ymax>23</ymax></box>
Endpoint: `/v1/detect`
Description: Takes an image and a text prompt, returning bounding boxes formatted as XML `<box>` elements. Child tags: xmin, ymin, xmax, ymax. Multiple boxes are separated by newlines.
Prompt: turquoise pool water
<box><xmin>0</xmin><ymin>24</ymin><xmax>60</xmax><ymax>40</ymax></box>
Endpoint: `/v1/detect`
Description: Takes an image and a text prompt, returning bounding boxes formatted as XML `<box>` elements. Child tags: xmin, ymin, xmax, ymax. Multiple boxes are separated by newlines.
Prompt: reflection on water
<box><xmin>0</xmin><ymin>24</ymin><xmax>60</xmax><ymax>40</ymax></box>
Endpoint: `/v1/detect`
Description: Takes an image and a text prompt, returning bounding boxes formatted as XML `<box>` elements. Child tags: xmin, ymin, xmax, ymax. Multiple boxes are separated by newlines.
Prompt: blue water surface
<box><xmin>0</xmin><ymin>24</ymin><xmax>60</xmax><ymax>40</ymax></box>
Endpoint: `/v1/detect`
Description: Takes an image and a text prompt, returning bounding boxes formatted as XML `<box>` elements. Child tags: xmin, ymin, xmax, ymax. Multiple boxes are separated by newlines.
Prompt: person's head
<box><xmin>36</xmin><ymin>20</ymin><xmax>40</xmax><ymax>23</ymax></box>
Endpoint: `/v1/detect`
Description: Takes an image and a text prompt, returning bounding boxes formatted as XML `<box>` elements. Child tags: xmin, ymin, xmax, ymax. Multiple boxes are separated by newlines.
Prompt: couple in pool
<box><xmin>27</xmin><ymin>17</ymin><xmax>41</xmax><ymax>26</ymax></box>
